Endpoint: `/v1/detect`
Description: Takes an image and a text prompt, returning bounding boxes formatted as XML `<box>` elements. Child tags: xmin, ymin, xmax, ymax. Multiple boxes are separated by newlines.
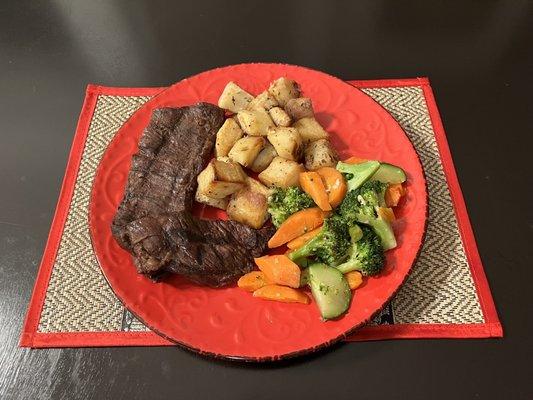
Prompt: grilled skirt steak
<box><xmin>111</xmin><ymin>103</ymin><xmax>274</xmax><ymax>287</ymax></box>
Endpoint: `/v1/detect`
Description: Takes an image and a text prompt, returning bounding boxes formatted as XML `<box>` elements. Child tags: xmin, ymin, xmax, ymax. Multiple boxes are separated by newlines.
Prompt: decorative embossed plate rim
<box><xmin>89</xmin><ymin>63</ymin><xmax>427</xmax><ymax>361</ymax></box>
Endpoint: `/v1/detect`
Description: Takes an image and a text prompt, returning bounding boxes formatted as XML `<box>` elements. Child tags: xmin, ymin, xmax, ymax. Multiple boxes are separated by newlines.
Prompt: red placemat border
<box><xmin>20</xmin><ymin>77</ymin><xmax>502</xmax><ymax>348</ymax></box>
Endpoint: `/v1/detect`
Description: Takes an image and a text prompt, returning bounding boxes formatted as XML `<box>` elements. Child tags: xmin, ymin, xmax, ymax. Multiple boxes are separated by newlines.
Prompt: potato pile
<box><xmin>195</xmin><ymin>78</ymin><xmax>339</xmax><ymax>229</ymax></box>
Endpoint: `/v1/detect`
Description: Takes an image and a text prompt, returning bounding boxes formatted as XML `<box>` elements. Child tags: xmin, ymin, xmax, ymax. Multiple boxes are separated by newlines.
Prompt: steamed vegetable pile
<box><xmin>238</xmin><ymin>158</ymin><xmax>407</xmax><ymax>320</ymax></box>
<box><xmin>198</xmin><ymin>77</ymin><xmax>407</xmax><ymax>321</ymax></box>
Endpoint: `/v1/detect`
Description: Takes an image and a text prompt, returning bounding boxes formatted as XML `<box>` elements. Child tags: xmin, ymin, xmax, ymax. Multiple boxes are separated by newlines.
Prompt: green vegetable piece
<box><xmin>267</xmin><ymin>187</ymin><xmax>315</xmax><ymax>228</ymax></box>
<box><xmin>288</xmin><ymin>214</ymin><xmax>350</xmax><ymax>266</ymax></box>
<box><xmin>299</xmin><ymin>267</ymin><xmax>310</xmax><ymax>287</ymax></box>
<box><xmin>348</xmin><ymin>225</ymin><xmax>363</xmax><ymax>243</ymax></box>
<box><xmin>370</xmin><ymin>163</ymin><xmax>406</xmax><ymax>184</ymax></box>
<box><xmin>308</xmin><ymin>263</ymin><xmax>351</xmax><ymax>320</ymax></box>
<box><xmin>293</xmin><ymin>257</ymin><xmax>310</xmax><ymax>269</ymax></box>
<box><xmin>336</xmin><ymin>225</ymin><xmax>385</xmax><ymax>275</ymax></box>
<box><xmin>337</xmin><ymin>181</ymin><xmax>397</xmax><ymax>251</ymax></box>
<box><xmin>369</xmin><ymin>218</ymin><xmax>397</xmax><ymax>251</ymax></box>
<box><xmin>336</xmin><ymin>161</ymin><xmax>380</xmax><ymax>192</ymax></box>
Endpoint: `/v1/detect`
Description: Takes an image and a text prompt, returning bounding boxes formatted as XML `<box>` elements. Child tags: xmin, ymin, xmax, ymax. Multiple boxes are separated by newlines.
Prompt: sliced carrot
<box><xmin>299</xmin><ymin>171</ymin><xmax>332</xmax><ymax>211</ymax></box>
<box><xmin>254</xmin><ymin>255</ymin><xmax>301</xmax><ymax>288</ymax></box>
<box><xmin>267</xmin><ymin>207</ymin><xmax>325</xmax><ymax>248</ymax></box>
<box><xmin>377</xmin><ymin>207</ymin><xmax>396</xmax><ymax>223</ymax></box>
<box><xmin>237</xmin><ymin>271</ymin><xmax>270</xmax><ymax>292</ymax></box>
<box><xmin>316</xmin><ymin>167</ymin><xmax>347</xmax><ymax>208</ymax></box>
<box><xmin>385</xmin><ymin>183</ymin><xmax>406</xmax><ymax>207</ymax></box>
<box><xmin>345</xmin><ymin>271</ymin><xmax>363</xmax><ymax>290</ymax></box>
<box><xmin>344</xmin><ymin>156</ymin><xmax>368</xmax><ymax>164</ymax></box>
<box><xmin>287</xmin><ymin>226</ymin><xmax>322</xmax><ymax>250</ymax></box>
<box><xmin>253</xmin><ymin>284</ymin><xmax>310</xmax><ymax>304</ymax></box>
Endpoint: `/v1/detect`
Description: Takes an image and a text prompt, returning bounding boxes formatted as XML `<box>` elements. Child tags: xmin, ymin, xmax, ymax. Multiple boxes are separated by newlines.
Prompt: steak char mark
<box><xmin>111</xmin><ymin>103</ymin><xmax>274</xmax><ymax>287</ymax></box>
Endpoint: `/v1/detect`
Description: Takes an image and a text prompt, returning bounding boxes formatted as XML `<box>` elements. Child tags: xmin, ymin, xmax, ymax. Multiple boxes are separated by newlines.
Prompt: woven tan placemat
<box><xmin>21</xmin><ymin>79</ymin><xmax>502</xmax><ymax>347</ymax></box>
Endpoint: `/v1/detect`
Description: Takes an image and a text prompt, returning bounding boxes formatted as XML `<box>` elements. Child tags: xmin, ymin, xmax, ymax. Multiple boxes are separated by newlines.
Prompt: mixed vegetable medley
<box><xmin>200</xmin><ymin>77</ymin><xmax>407</xmax><ymax>320</ymax></box>
<box><xmin>238</xmin><ymin>158</ymin><xmax>406</xmax><ymax>320</ymax></box>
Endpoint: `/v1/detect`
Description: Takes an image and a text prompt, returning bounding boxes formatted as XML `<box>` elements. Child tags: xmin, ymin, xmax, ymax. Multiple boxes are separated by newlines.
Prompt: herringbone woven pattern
<box><xmin>362</xmin><ymin>87</ymin><xmax>483</xmax><ymax>324</ymax></box>
<box><xmin>37</xmin><ymin>86</ymin><xmax>483</xmax><ymax>333</ymax></box>
<box><xmin>39</xmin><ymin>95</ymin><xmax>150</xmax><ymax>332</ymax></box>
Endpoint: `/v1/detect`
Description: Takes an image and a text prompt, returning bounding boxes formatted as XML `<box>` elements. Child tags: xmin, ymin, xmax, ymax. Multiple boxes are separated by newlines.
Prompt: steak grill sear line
<box><xmin>111</xmin><ymin>103</ymin><xmax>274</xmax><ymax>287</ymax></box>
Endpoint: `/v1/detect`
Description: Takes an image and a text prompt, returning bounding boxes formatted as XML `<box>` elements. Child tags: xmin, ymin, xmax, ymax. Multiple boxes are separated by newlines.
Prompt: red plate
<box><xmin>89</xmin><ymin>64</ymin><xmax>427</xmax><ymax>361</ymax></box>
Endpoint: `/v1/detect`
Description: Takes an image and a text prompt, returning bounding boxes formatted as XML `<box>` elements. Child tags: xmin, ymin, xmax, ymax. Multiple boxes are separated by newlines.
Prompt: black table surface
<box><xmin>1</xmin><ymin>1</ymin><xmax>532</xmax><ymax>399</ymax></box>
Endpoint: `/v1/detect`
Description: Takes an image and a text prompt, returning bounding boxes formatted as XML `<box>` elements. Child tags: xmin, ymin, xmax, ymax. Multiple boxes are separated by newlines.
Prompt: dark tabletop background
<box><xmin>1</xmin><ymin>1</ymin><xmax>532</xmax><ymax>399</ymax></box>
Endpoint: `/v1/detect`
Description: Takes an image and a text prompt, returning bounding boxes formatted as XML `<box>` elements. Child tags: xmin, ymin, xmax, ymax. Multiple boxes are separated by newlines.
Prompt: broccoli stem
<box><xmin>287</xmin><ymin>236</ymin><xmax>320</xmax><ymax>261</ymax></box>
<box><xmin>336</xmin><ymin>259</ymin><xmax>362</xmax><ymax>274</ymax></box>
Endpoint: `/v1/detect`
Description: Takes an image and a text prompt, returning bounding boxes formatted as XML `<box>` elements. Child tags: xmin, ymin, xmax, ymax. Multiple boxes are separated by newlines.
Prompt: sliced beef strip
<box><xmin>111</xmin><ymin>103</ymin><xmax>274</xmax><ymax>287</ymax></box>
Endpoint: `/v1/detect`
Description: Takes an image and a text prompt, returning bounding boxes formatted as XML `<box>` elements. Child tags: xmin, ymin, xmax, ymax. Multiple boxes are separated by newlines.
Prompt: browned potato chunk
<box><xmin>250</xmin><ymin>142</ymin><xmax>277</xmax><ymax>173</ymax></box>
<box><xmin>247</xmin><ymin>176</ymin><xmax>274</xmax><ymax>198</ymax></box>
<box><xmin>212</xmin><ymin>160</ymin><xmax>247</xmax><ymax>183</ymax></box>
<box><xmin>285</xmin><ymin>97</ymin><xmax>314</xmax><ymax>120</ymax></box>
<box><xmin>267</xmin><ymin>127</ymin><xmax>302</xmax><ymax>161</ymax></box>
<box><xmin>247</xmin><ymin>90</ymin><xmax>278</xmax><ymax>111</ymax></box>
<box><xmin>236</xmin><ymin>108</ymin><xmax>275</xmax><ymax>136</ymax></box>
<box><xmin>217</xmin><ymin>82</ymin><xmax>254</xmax><ymax>113</ymax></box>
<box><xmin>293</xmin><ymin>117</ymin><xmax>329</xmax><ymax>143</ymax></box>
<box><xmin>197</xmin><ymin>161</ymin><xmax>245</xmax><ymax>198</ymax></box>
<box><xmin>258</xmin><ymin>156</ymin><xmax>304</xmax><ymax>188</ymax></box>
<box><xmin>304</xmin><ymin>139</ymin><xmax>338</xmax><ymax>170</ymax></box>
<box><xmin>268</xmin><ymin>107</ymin><xmax>292</xmax><ymax>127</ymax></box>
<box><xmin>268</xmin><ymin>77</ymin><xmax>300</xmax><ymax>106</ymax></box>
<box><xmin>228</xmin><ymin>136</ymin><xmax>265</xmax><ymax>167</ymax></box>
<box><xmin>215</xmin><ymin>118</ymin><xmax>244</xmax><ymax>157</ymax></box>
<box><xmin>227</xmin><ymin>188</ymin><xmax>268</xmax><ymax>229</ymax></box>
<box><xmin>195</xmin><ymin>191</ymin><xmax>229</xmax><ymax>210</ymax></box>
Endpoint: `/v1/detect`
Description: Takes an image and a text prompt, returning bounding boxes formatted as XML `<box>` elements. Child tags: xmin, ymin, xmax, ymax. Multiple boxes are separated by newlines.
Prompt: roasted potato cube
<box><xmin>304</xmin><ymin>139</ymin><xmax>338</xmax><ymax>170</ymax></box>
<box><xmin>268</xmin><ymin>77</ymin><xmax>300</xmax><ymax>106</ymax></box>
<box><xmin>227</xmin><ymin>188</ymin><xmax>268</xmax><ymax>229</ymax></box>
<box><xmin>247</xmin><ymin>90</ymin><xmax>278</xmax><ymax>111</ymax></box>
<box><xmin>195</xmin><ymin>191</ymin><xmax>229</xmax><ymax>210</ymax></box>
<box><xmin>197</xmin><ymin>161</ymin><xmax>245</xmax><ymax>198</ymax></box>
<box><xmin>267</xmin><ymin>127</ymin><xmax>302</xmax><ymax>161</ymax></box>
<box><xmin>217</xmin><ymin>82</ymin><xmax>254</xmax><ymax>113</ymax></box>
<box><xmin>293</xmin><ymin>117</ymin><xmax>329</xmax><ymax>143</ymax></box>
<box><xmin>247</xmin><ymin>176</ymin><xmax>274</xmax><ymax>198</ymax></box>
<box><xmin>268</xmin><ymin>107</ymin><xmax>292</xmax><ymax>127</ymax></box>
<box><xmin>212</xmin><ymin>160</ymin><xmax>247</xmax><ymax>183</ymax></box>
<box><xmin>250</xmin><ymin>142</ymin><xmax>277</xmax><ymax>173</ymax></box>
<box><xmin>285</xmin><ymin>97</ymin><xmax>314</xmax><ymax>120</ymax></box>
<box><xmin>236</xmin><ymin>108</ymin><xmax>275</xmax><ymax>136</ymax></box>
<box><xmin>217</xmin><ymin>156</ymin><xmax>231</xmax><ymax>162</ymax></box>
<box><xmin>215</xmin><ymin>118</ymin><xmax>244</xmax><ymax>157</ymax></box>
<box><xmin>258</xmin><ymin>156</ymin><xmax>304</xmax><ymax>188</ymax></box>
<box><xmin>228</xmin><ymin>136</ymin><xmax>265</xmax><ymax>167</ymax></box>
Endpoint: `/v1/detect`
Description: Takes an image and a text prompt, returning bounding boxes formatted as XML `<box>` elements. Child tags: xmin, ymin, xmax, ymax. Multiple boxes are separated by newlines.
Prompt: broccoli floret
<box><xmin>288</xmin><ymin>214</ymin><xmax>350</xmax><ymax>266</ymax></box>
<box><xmin>339</xmin><ymin>180</ymin><xmax>387</xmax><ymax>220</ymax></box>
<box><xmin>336</xmin><ymin>161</ymin><xmax>380</xmax><ymax>192</ymax></box>
<box><xmin>338</xmin><ymin>181</ymin><xmax>397</xmax><ymax>250</ymax></box>
<box><xmin>267</xmin><ymin>187</ymin><xmax>315</xmax><ymax>228</ymax></box>
<box><xmin>336</xmin><ymin>224</ymin><xmax>385</xmax><ymax>275</ymax></box>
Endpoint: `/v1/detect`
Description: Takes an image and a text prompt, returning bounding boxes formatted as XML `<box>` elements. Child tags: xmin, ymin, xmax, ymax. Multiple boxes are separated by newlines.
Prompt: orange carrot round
<box><xmin>385</xmin><ymin>183</ymin><xmax>406</xmax><ymax>207</ymax></box>
<box><xmin>299</xmin><ymin>171</ymin><xmax>332</xmax><ymax>211</ymax></box>
<box><xmin>237</xmin><ymin>271</ymin><xmax>270</xmax><ymax>292</ymax></box>
<box><xmin>254</xmin><ymin>255</ymin><xmax>301</xmax><ymax>288</ymax></box>
<box><xmin>253</xmin><ymin>284</ymin><xmax>310</xmax><ymax>304</ymax></box>
<box><xmin>377</xmin><ymin>207</ymin><xmax>396</xmax><ymax>223</ymax></box>
<box><xmin>267</xmin><ymin>207</ymin><xmax>325</xmax><ymax>248</ymax></box>
<box><xmin>287</xmin><ymin>226</ymin><xmax>323</xmax><ymax>250</ymax></box>
<box><xmin>345</xmin><ymin>271</ymin><xmax>363</xmax><ymax>290</ymax></box>
<box><xmin>316</xmin><ymin>167</ymin><xmax>347</xmax><ymax>208</ymax></box>
<box><xmin>344</xmin><ymin>156</ymin><xmax>368</xmax><ymax>164</ymax></box>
